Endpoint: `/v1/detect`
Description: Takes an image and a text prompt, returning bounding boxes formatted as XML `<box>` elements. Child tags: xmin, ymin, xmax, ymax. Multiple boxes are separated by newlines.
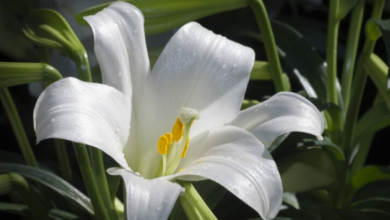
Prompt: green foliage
<box><xmin>0</xmin><ymin>163</ymin><xmax>94</xmax><ymax>215</ymax></box>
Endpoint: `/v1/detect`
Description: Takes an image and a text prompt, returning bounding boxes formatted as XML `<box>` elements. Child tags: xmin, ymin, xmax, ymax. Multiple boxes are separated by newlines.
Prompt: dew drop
<box><xmin>51</xmin><ymin>118</ymin><xmax>56</xmax><ymax>122</ymax></box>
<box><xmin>233</xmin><ymin>64</ymin><xmax>237</xmax><ymax>67</ymax></box>
<box><xmin>232</xmin><ymin>188</ymin><xmax>239</xmax><ymax>195</ymax></box>
<box><xmin>222</xmin><ymin>64</ymin><xmax>226</xmax><ymax>68</ymax></box>
<box><xmin>134</xmin><ymin>29</ymin><xmax>138</xmax><ymax>34</ymax></box>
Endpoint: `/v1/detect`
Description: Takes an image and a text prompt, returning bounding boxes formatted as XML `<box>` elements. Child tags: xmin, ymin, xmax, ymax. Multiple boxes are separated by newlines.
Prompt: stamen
<box><xmin>181</xmin><ymin>138</ymin><xmax>190</xmax><ymax>158</ymax></box>
<box><xmin>157</xmin><ymin>135</ymin><xmax>169</xmax><ymax>155</ymax></box>
<box><xmin>172</xmin><ymin>117</ymin><xmax>184</xmax><ymax>142</ymax></box>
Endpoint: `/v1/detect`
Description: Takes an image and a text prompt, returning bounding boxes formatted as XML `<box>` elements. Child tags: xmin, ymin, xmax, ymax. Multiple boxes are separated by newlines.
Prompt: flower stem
<box><xmin>326</xmin><ymin>0</ymin><xmax>340</xmax><ymax>105</ymax></box>
<box><xmin>249</xmin><ymin>0</ymin><xmax>288</xmax><ymax>92</ymax></box>
<box><xmin>180</xmin><ymin>182</ymin><xmax>217</xmax><ymax>220</ymax></box>
<box><xmin>0</xmin><ymin>173</ymin><xmax>50</xmax><ymax>220</ymax></box>
<box><xmin>54</xmin><ymin>139</ymin><xmax>73</xmax><ymax>183</ymax></box>
<box><xmin>0</xmin><ymin>89</ymin><xmax>38</xmax><ymax>167</ymax></box>
<box><xmin>179</xmin><ymin>196</ymin><xmax>203</xmax><ymax>220</ymax></box>
<box><xmin>341</xmin><ymin>0</ymin><xmax>365</xmax><ymax>111</ymax></box>
<box><xmin>73</xmin><ymin>49</ymin><xmax>117</xmax><ymax>219</ymax></box>
<box><xmin>73</xmin><ymin>143</ymin><xmax>111</xmax><ymax>220</ymax></box>
<box><xmin>342</xmin><ymin>0</ymin><xmax>385</xmax><ymax>159</ymax></box>
<box><xmin>90</xmin><ymin>148</ymin><xmax>118</xmax><ymax>220</ymax></box>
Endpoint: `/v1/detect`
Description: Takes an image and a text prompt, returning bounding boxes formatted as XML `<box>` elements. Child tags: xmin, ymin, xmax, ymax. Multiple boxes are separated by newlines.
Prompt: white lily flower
<box><xmin>33</xmin><ymin>2</ymin><xmax>324</xmax><ymax>220</ymax></box>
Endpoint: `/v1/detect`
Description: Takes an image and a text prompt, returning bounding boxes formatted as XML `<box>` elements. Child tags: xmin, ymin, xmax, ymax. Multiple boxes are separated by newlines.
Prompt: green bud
<box><xmin>0</xmin><ymin>62</ymin><xmax>62</xmax><ymax>88</ymax></box>
<box><xmin>23</xmin><ymin>9</ymin><xmax>84</xmax><ymax>60</ymax></box>
<box><xmin>76</xmin><ymin>0</ymin><xmax>247</xmax><ymax>35</ymax></box>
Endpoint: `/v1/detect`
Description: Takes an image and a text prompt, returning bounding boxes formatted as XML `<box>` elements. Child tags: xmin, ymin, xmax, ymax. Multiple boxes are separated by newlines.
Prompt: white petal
<box><xmin>161</xmin><ymin>126</ymin><xmax>282</xmax><ymax>220</ymax></box>
<box><xmin>84</xmin><ymin>1</ymin><xmax>149</xmax><ymax>100</ymax></box>
<box><xmin>34</xmin><ymin>77</ymin><xmax>131</xmax><ymax>169</ymax></box>
<box><xmin>108</xmin><ymin>168</ymin><xmax>183</xmax><ymax>220</ymax></box>
<box><xmin>228</xmin><ymin>92</ymin><xmax>324</xmax><ymax>148</ymax></box>
<box><xmin>138</xmin><ymin>22</ymin><xmax>255</xmax><ymax>177</ymax></box>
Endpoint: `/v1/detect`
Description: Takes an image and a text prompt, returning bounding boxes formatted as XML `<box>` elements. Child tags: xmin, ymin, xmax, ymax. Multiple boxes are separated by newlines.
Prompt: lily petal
<box><xmin>162</xmin><ymin>126</ymin><xmax>282</xmax><ymax>220</ymax></box>
<box><xmin>228</xmin><ymin>92</ymin><xmax>324</xmax><ymax>148</ymax></box>
<box><xmin>84</xmin><ymin>1</ymin><xmax>149</xmax><ymax>100</ymax></box>
<box><xmin>108</xmin><ymin>168</ymin><xmax>183</xmax><ymax>220</ymax></box>
<box><xmin>138</xmin><ymin>22</ymin><xmax>255</xmax><ymax>177</ymax></box>
<box><xmin>34</xmin><ymin>77</ymin><xmax>131</xmax><ymax>169</ymax></box>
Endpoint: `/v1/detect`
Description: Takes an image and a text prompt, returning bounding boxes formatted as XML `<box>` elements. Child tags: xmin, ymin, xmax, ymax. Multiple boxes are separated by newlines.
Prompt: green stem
<box><xmin>90</xmin><ymin>148</ymin><xmax>118</xmax><ymax>220</ymax></box>
<box><xmin>249</xmin><ymin>0</ymin><xmax>287</xmax><ymax>92</ymax></box>
<box><xmin>179</xmin><ymin>196</ymin><xmax>203</xmax><ymax>220</ymax></box>
<box><xmin>0</xmin><ymin>89</ymin><xmax>38</xmax><ymax>167</ymax></box>
<box><xmin>326</xmin><ymin>0</ymin><xmax>340</xmax><ymax>105</ymax></box>
<box><xmin>1</xmin><ymin>174</ymin><xmax>50</xmax><ymax>220</ymax></box>
<box><xmin>54</xmin><ymin>139</ymin><xmax>73</xmax><ymax>183</ymax></box>
<box><xmin>73</xmin><ymin>48</ymin><xmax>117</xmax><ymax>219</ymax></box>
<box><xmin>73</xmin><ymin>50</ymin><xmax>92</xmax><ymax>82</ymax></box>
<box><xmin>342</xmin><ymin>0</ymin><xmax>385</xmax><ymax>159</ymax></box>
<box><xmin>73</xmin><ymin>143</ymin><xmax>110</xmax><ymax>220</ymax></box>
<box><xmin>341</xmin><ymin>0</ymin><xmax>365</xmax><ymax>111</ymax></box>
<box><xmin>180</xmin><ymin>182</ymin><xmax>217</xmax><ymax>220</ymax></box>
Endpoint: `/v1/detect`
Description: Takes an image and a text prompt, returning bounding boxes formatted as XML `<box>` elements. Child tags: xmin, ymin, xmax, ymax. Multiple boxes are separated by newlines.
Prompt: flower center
<box><xmin>157</xmin><ymin>107</ymin><xmax>199</xmax><ymax>176</ymax></box>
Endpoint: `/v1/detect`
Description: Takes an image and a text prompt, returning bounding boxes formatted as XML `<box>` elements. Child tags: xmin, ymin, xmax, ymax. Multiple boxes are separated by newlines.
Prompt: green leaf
<box><xmin>23</xmin><ymin>9</ymin><xmax>83</xmax><ymax>59</ymax></box>
<box><xmin>0</xmin><ymin>163</ymin><xmax>93</xmax><ymax>215</ymax></box>
<box><xmin>347</xmin><ymin>209</ymin><xmax>390</xmax><ymax>220</ymax></box>
<box><xmin>361</xmin><ymin>54</ymin><xmax>390</xmax><ymax>109</ymax></box>
<box><xmin>76</xmin><ymin>0</ymin><xmax>247</xmax><ymax>35</ymax></box>
<box><xmin>350</xmin><ymin>166</ymin><xmax>390</xmax><ymax>197</ymax></box>
<box><xmin>354</xmin><ymin>101</ymin><xmax>390</xmax><ymax>146</ymax></box>
<box><xmin>351</xmin><ymin>197</ymin><xmax>390</xmax><ymax>211</ymax></box>
<box><xmin>49</xmin><ymin>209</ymin><xmax>82</xmax><ymax>220</ymax></box>
<box><xmin>354</xmin><ymin>180</ymin><xmax>390</xmax><ymax>201</ymax></box>
<box><xmin>0</xmin><ymin>202</ymin><xmax>31</xmax><ymax>217</ymax></box>
<box><xmin>241</xmin><ymin>99</ymin><xmax>260</xmax><ymax>110</ymax></box>
<box><xmin>372</xmin><ymin>19</ymin><xmax>390</xmax><ymax>98</ymax></box>
<box><xmin>277</xmin><ymin>148</ymin><xmax>337</xmax><ymax>192</ymax></box>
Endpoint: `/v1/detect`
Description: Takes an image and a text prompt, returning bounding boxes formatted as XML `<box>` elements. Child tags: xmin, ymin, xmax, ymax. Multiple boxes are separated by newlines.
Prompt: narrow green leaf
<box><xmin>351</xmin><ymin>197</ymin><xmax>390</xmax><ymax>211</ymax></box>
<box><xmin>354</xmin><ymin>101</ymin><xmax>390</xmax><ymax>146</ymax></box>
<box><xmin>372</xmin><ymin>19</ymin><xmax>390</xmax><ymax>85</ymax></box>
<box><xmin>76</xmin><ymin>0</ymin><xmax>247</xmax><ymax>35</ymax></box>
<box><xmin>350</xmin><ymin>166</ymin><xmax>390</xmax><ymax>197</ymax></box>
<box><xmin>49</xmin><ymin>209</ymin><xmax>82</xmax><ymax>220</ymax></box>
<box><xmin>0</xmin><ymin>203</ymin><xmax>31</xmax><ymax>217</ymax></box>
<box><xmin>0</xmin><ymin>163</ymin><xmax>94</xmax><ymax>214</ymax></box>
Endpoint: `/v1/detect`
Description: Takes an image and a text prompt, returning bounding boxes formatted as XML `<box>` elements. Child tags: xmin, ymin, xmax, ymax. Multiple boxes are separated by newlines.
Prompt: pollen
<box><xmin>157</xmin><ymin>134</ymin><xmax>170</xmax><ymax>155</ymax></box>
<box><xmin>172</xmin><ymin>117</ymin><xmax>184</xmax><ymax>142</ymax></box>
<box><xmin>181</xmin><ymin>138</ymin><xmax>190</xmax><ymax>158</ymax></box>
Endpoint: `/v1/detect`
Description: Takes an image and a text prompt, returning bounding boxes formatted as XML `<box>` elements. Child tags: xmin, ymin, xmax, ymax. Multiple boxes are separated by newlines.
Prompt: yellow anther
<box><xmin>157</xmin><ymin>135</ymin><xmax>169</xmax><ymax>155</ymax></box>
<box><xmin>181</xmin><ymin>138</ymin><xmax>190</xmax><ymax>158</ymax></box>
<box><xmin>172</xmin><ymin>117</ymin><xmax>184</xmax><ymax>142</ymax></box>
<box><xmin>179</xmin><ymin>168</ymin><xmax>184</xmax><ymax>172</ymax></box>
<box><xmin>164</xmin><ymin>133</ymin><xmax>172</xmax><ymax>145</ymax></box>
